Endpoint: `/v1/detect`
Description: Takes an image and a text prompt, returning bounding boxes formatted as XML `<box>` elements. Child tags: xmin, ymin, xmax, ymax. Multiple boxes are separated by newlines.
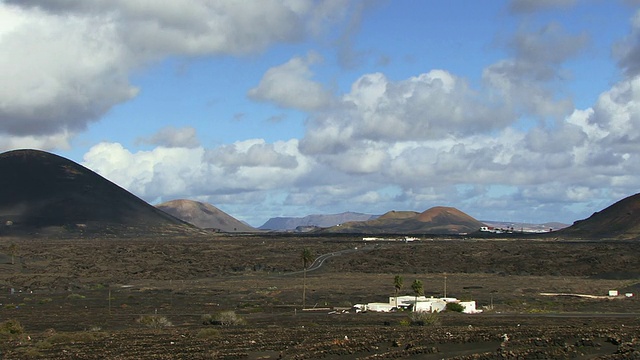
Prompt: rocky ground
<box><xmin>0</xmin><ymin>235</ymin><xmax>639</xmax><ymax>359</ymax></box>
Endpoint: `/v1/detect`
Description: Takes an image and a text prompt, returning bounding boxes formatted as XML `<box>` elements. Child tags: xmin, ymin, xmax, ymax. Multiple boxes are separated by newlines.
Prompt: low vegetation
<box><xmin>137</xmin><ymin>315</ymin><xmax>173</xmax><ymax>329</ymax></box>
<box><xmin>196</xmin><ymin>328</ymin><xmax>220</xmax><ymax>339</ymax></box>
<box><xmin>399</xmin><ymin>312</ymin><xmax>441</xmax><ymax>326</ymax></box>
<box><xmin>202</xmin><ymin>311</ymin><xmax>245</xmax><ymax>326</ymax></box>
<box><xmin>0</xmin><ymin>319</ymin><xmax>24</xmax><ymax>338</ymax></box>
<box><xmin>445</xmin><ymin>302</ymin><xmax>464</xmax><ymax>312</ymax></box>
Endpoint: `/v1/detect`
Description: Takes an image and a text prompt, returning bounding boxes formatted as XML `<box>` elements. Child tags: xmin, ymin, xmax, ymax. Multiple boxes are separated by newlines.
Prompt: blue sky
<box><xmin>2</xmin><ymin>0</ymin><xmax>640</xmax><ymax>227</ymax></box>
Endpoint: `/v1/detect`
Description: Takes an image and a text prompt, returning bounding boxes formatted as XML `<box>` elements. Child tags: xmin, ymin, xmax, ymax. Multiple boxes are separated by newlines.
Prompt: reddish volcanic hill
<box><xmin>156</xmin><ymin>199</ymin><xmax>257</xmax><ymax>233</ymax></box>
<box><xmin>322</xmin><ymin>207</ymin><xmax>484</xmax><ymax>235</ymax></box>
<box><xmin>558</xmin><ymin>193</ymin><xmax>640</xmax><ymax>240</ymax></box>
<box><xmin>0</xmin><ymin>149</ymin><xmax>195</xmax><ymax>236</ymax></box>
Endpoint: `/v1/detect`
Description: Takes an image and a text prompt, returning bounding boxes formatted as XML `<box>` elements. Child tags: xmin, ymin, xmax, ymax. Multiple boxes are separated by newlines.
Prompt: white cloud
<box><xmin>0</xmin><ymin>4</ymin><xmax>136</xmax><ymax>136</ymax></box>
<box><xmin>614</xmin><ymin>9</ymin><xmax>640</xmax><ymax>78</ymax></box>
<box><xmin>0</xmin><ymin>0</ymin><xmax>352</xmax><ymax>145</ymax></box>
<box><xmin>248</xmin><ymin>52</ymin><xmax>333</xmax><ymax>110</ymax></box>
<box><xmin>205</xmin><ymin>139</ymin><xmax>300</xmax><ymax>172</ymax></box>
<box><xmin>482</xmin><ymin>23</ymin><xmax>588</xmax><ymax>120</ymax></box>
<box><xmin>0</xmin><ymin>132</ymin><xmax>74</xmax><ymax>153</ymax></box>
<box><xmin>82</xmin><ymin>138</ymin><xmax>311</xmax><ymax>207</ymax></box>
<box><xmin>300</xmin><ymin>70</ymin><xmax>514</xmax><ymax>158</ymax></box>
<box><xmin>138</xmin><ymin>126</ymin><xmax>200</xmax><ymax>148</ymax></box>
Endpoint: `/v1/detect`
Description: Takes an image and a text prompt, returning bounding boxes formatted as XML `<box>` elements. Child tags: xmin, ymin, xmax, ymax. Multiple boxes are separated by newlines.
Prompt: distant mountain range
<box><xmin>259</xmin><ymin>212</ymin><xmax>378</xmax><ymax>231</ymax></box>
<box><xmin>1</xmin><ymin>149</ymin><xmax>638</xmax><ymax>239</ymax></box>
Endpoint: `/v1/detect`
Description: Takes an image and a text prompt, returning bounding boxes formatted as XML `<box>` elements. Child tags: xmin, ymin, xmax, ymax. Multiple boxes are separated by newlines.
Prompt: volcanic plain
<box><xmin>0</xmin><ymin>234</ymin><xmax>639</xmax><ymax>359</ymax></box>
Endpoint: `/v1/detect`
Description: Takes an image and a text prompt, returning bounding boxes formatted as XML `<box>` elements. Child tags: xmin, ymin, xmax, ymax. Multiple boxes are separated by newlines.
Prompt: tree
<box><xmin>393</xmin><ymin>275</ymin><xmax>403</xmax><ymax>309</ymax></box>
<box><xmin>301</xmin><ymin>248</ymin><xmax>313</xmax><ymax>309</ymax></box>
<box><xmin>411</xmin><ymin>279</ymin><xmax>424</xmax><ymax>312</ymax></box>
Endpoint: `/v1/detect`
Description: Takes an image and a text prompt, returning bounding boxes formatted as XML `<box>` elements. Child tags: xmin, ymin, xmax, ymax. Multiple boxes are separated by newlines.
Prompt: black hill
<box><xmin>558</xmin><ymin>192</ymin><xmax>640</xmax><ymax>240</ymax></box>
<box><xmin>0</xmin><ymin>149</ymin><xmax>194</xmax><ymax>236</ymax></box>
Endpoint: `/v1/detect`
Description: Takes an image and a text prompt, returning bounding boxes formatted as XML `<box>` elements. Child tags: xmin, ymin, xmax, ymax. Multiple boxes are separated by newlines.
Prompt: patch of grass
<box><xmin>67</xmin><ymin>293</ymin><xmax>86</xmax><ymax>300</ymax></box>
<box><xmin>137</xmin><ymin>315</ymin><xmax>173</xmax><ymax>329</ymax></box>
<box><xmin>196</xmin><ymin>328</ymin><xmax>220</xmax><ymax>339</ymax></box>
<box><xmin>46</xmin><ymin>331</ymin><xmax>106</xmax><ymax>344</ymax></box>
<box><xmin>38</xmin><ymin>297</ymin><xmax>53</xmax><ymax>304</ymax></box>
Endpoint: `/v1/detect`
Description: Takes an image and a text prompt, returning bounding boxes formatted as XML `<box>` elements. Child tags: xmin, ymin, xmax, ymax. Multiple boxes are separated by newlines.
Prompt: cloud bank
<box><xmin>2</xmin><ymin>1</ymin><xmax>639</xmax><ymax>227</ymax></box>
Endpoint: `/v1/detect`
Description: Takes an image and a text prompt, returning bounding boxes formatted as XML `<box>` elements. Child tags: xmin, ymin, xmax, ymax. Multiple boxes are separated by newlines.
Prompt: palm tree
<box><xmin>393</xmin><ymin>275</ymin><xmax>403</xmax><ymax>309</ymax></box>
<box><xmin>301</xmin><ymin>248</ymin><xmax>313</xmax><ymax>309</ymax></box>
<box><xmin>411</xmin><ymin>279</ymin><xmax>424</xmax><ymax>312</ymax></box>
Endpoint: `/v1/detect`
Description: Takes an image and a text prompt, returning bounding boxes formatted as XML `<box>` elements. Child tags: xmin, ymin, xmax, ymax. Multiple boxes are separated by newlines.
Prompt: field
<box><xmin>0</xmin><ymin>235</ymin><xmax>639</xmax><ymax>359</ymax></box>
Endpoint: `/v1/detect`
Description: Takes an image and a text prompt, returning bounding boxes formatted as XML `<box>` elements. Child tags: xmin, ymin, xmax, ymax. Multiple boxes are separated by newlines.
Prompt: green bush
<box><xmin>0</xmin><ymin>319</ymin><xmax>24</xmax><ymax>337</ymax></box>
<box><xmin>445</xmin><ymin>302</ymin><xmax>465</xmax><ymax>313</ymax></box>
<box><xmin>408</xmin><ymin>311</ymin><xmax>440</xmax><ymax>326</ymax></box>
<box><xmin>202</xmin><ymin>311</ymin><xmax>245</xmax><ymax>326</ymax></box>
<box><xmin>137</xmin><ymin>315</ymin><xmax>173</xmax><ymax>329</ymax></box>
<box><xmin>196</xmin><ymin>328</ymin><xmax>220</xmax><ymax>339</ymax></box>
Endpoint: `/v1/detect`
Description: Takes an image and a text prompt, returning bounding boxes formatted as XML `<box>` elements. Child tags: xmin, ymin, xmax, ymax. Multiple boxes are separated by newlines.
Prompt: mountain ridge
<box><xmin>259</xmin><ymin>211</ymin><xmax>378</xmax><ymax>230</ymax></box>
<box><xmin>320</xmin><ymin>207</ymin><xmax>485</xmax><ymax>235</ymax></box>
<box><xmin>156</xmin><ymin>199</ymin><xmax>257</xmax><ymax>233</ymax></box>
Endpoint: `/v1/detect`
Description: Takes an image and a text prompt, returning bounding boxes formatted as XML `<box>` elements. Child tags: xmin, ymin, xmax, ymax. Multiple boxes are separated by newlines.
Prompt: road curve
<box><xmin>281</xmin><ymin>243</ymin><xmax>378</xmax><ymax>276</ymax></box>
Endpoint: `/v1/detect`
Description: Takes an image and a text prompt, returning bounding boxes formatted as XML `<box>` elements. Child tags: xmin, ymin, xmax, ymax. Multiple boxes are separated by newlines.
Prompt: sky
<box><xmin>1</xmin><ymin>0</ymin><xmax>640</xmax><ymax>227</ymax></box>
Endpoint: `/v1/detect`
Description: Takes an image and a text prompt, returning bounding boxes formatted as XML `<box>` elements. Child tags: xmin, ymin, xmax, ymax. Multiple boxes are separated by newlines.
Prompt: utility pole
<box><xmin>443</xmin><ymin>274</ymin><xmax>447</xmax><ymax>298</ymax></box>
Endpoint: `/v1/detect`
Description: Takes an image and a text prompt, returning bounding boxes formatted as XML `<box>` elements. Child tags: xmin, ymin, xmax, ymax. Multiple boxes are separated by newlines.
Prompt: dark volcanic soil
<box><xmin>0</xmin><ymin>235</ymin><xmax>639</xmax><ymax>359</ymax></box>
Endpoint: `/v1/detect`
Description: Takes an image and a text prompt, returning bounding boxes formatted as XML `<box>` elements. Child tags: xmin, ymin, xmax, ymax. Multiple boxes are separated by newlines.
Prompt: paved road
<box><xmin>281</xmin><ymin>243</ymin><xmax>378</xmax><ymax>276</ymax></box>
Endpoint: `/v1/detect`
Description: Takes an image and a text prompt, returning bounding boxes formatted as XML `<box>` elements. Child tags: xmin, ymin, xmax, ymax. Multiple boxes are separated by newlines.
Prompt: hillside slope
<box><xmin>156</xmin><ymin>199</ymin><xmax>257</xmax><ymax>233</ymax></box>
<box><xmin>321</xmin><ymin>207</ymin><xmax>484</xmax><ymax>235</ymax></box>
<box><xmin>0</xmin><ymin>149</ymin><xmax>194</xmax><ymax>236</ymax></box>
<box><xmin>558</xmin><ymin>193</ymin><xmax>640</xmax><ymax>239</ymax></box>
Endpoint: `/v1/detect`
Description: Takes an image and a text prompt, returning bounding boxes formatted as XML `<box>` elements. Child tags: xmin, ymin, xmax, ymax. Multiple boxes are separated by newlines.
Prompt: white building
<box><xmin>388</xmin><ymin>296</ymin><xmax>482</xmax><ymax>314</ymax></box>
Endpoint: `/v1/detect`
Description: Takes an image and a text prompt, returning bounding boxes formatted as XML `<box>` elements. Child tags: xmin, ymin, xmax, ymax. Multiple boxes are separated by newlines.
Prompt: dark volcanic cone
<box><xmin>558</xmin><ymin>193</ymin><xmax>640</xmax><ymax>240</ymax></box>
<box><xmin>0</xmin><ymin>149</ymin><xmax>192</xmax><ymax>235</ymax></box>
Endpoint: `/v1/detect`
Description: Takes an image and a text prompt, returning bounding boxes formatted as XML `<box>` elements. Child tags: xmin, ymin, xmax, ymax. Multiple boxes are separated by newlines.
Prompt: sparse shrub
<box><xmin>408</xmin><ymin>311</ymin><xmax>440</xmax><ymax>326</ymax></box>
<box><xmin>445</xmin><ymin>302</ymin><xmax>464</xmax><ymax>313</ymax></box>
<box><xmin>0</xmin><ymin>319</ymin><xmax>24</xmax><ymax>337</ymax></box>
<box><xmin>398</xmin><ymin>318</ymin><xmax>412</xmax><ymax>326</ymax></box>
<box><xmin>67</xmin><ymin>293</ymin><xmax>85</xmax><ymax>300</ymax></box>
<box><xmin>202</xmin><ymin>311</ymin><xmax>245</xmax><ymax>326</ymax></box>
<box><xmin>137</xmin><ymin>315</ymin><xmax>173</xmax><ymax>329</ymax></box>
<box><xmin>196</xmin><ymin>328</ymin><xmax>220</xmax><ymax>339</ymax></box>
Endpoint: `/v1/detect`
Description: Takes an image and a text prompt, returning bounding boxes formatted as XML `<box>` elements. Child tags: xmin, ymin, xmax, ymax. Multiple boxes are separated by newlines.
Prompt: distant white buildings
<box><xmin>354</xmin><ymin>295</ymin><xmax>482</xmax><ymax>314</ymax></box>
<box><xmin>362</xmin><ymin>236</ymin><xmax>419</xmax><ymax>242</ymax></box>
